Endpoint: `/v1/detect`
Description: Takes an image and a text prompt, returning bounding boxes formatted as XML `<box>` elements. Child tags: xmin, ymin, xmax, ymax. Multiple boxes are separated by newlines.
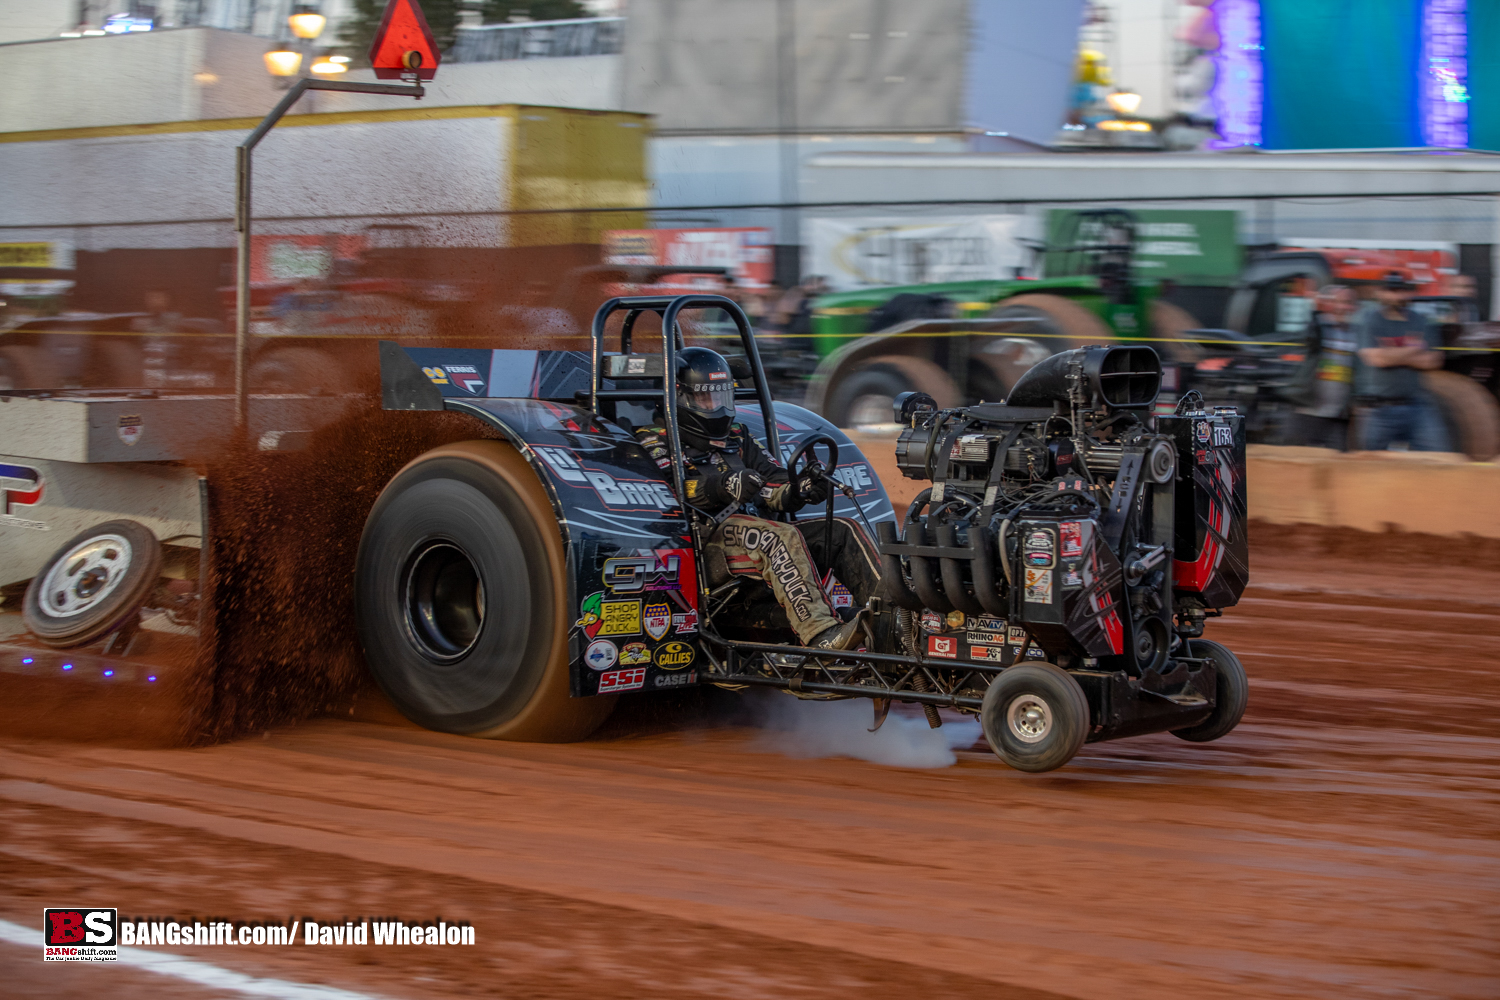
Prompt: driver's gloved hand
<box><xmin>793</xmin><ymin>461</ymin><xmax>832</xmax><ymax>505</ymax></box>
<box><xmin>707</xmin><ymin>468</ymin><xmax>765</xmax><ymax>508</ymax></box>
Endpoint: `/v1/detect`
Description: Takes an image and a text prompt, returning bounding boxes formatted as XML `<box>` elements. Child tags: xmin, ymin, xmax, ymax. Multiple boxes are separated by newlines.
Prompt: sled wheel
<box><xmin>23</xmin><ymin>519</ymin><xmax>163</xmax><ymax>648</ymax></box>
<box><xmin>355</xmin><ymin>440</ymin><xmax>615</xmax><ymax>740</ymax></box>
<box><xmin>825</xmin><ymin>354</ymin><xmax>959</xmax><ymax>428</ymax></box>
<box><xmin>249</xmin><ymin>347</ymin><xmax>332</xmax><ymax>394</ymax></box>
<box><xmin>1171</xmin><ymin>638</ymin><xmax>1248</xmax><ymax>743</ymax></box>
<box><xmin>980</xmin><ymin>662</ymin><xmax>1091</xmax><ymax>773</ymax></box>
<box><xmin>1422</xmin><ymin>369</ymin><xmax>1500</xmax><ymax>461</ymax></box>
<box><xmin>0</xmin><ymin>345</ymin><xmax>60</xmax><ymax>390</ymax></box>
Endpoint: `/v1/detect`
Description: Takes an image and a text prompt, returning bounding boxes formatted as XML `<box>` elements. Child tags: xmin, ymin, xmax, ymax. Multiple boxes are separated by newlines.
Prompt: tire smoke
<box><xmin>749</xmin><ymin>695</ymin><xmax>982</xmax><ymax>769</ymax></box>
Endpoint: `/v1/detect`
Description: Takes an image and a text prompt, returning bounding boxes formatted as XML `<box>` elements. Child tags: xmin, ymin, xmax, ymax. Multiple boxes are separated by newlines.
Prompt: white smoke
<box><xmin>748</xmin><ymin>694</ymin><xmax>984</xmax><ymax>769</ymax></box>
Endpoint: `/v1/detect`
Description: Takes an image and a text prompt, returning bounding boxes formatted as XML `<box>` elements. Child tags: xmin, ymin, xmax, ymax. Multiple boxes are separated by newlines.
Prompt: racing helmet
<box><xmin>675</xmin><ymin>346</ymin><xmax>736</xmax><ymax>444</ymax></box>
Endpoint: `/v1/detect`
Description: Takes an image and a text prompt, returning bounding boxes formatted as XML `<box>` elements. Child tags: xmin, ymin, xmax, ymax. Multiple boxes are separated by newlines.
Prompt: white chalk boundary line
<box><xmin>0</xmin><ymin>918</ymin><xmax>395</xmax><ymax>1000</ymax></box>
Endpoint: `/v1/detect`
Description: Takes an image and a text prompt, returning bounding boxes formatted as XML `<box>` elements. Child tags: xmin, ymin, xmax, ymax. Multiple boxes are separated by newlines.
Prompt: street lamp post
<box><xmin>234</xmin><ymin>72</ymin><xmax>426</xmax><ymax>433</ymax></box>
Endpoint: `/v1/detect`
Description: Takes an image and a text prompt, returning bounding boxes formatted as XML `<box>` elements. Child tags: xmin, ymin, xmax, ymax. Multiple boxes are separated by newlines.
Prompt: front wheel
<box><xmin>980</xmin><ymin>662</ymin><xmax>1091</xmax><ymax>772</ymax></box>
<box><xmin>1171</xmin><ymin>639</ymin><xmax>1248</xmax><ymax>743</ymax></box>
<box><xmin>354</xmin><ymin>440</ymin><xmax>615</xmax><ymax>740</ymax></box>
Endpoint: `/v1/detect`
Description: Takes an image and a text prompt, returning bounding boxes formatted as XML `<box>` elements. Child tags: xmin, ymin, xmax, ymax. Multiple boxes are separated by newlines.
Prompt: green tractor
<box><xmin>805</xmin><ymin>209</ymin><xmax>1206</xmax><ymax>426</ymax></box>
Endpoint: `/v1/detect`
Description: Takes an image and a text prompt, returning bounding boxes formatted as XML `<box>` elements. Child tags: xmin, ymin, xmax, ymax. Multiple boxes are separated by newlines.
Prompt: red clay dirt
<box><xmin>4</xmin><ymin>533</ymin><xmax>1498</xmax><ymax>1000</ymax></box>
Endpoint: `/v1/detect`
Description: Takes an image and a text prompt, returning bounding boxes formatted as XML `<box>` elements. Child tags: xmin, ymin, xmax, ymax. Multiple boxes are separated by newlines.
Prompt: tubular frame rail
<box><xmin>694</xmin><ymin>624</ymin><xmax>1005</xmax><ymax>711</ymax></box>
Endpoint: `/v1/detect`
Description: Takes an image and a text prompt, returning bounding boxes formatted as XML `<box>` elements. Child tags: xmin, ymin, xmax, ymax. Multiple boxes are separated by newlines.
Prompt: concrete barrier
<box><xmin>844</xmin><ymin>429</ymin><xmax>1500</xmax><ymax>540</ymax></box>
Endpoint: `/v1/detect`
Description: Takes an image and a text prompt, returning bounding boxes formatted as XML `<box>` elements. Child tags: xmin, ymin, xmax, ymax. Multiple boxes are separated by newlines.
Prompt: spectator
<box><xmin>1286</xmin><ymin>285</ymin><xmax>1358</xmax><ymax>450</ymax></box>
<box><xmin>130</xmin><ymin>289</ymin><xmax>183</xmax><ymax>333</ymax></box>
<box><xmin>771</xmin><ymin>275</ymin><xmax>829</xmax><ymax>338</ymax></box>
<box><xmin>1353</xmin><ymin>271</ymin><xmax>1451</xmax><ymax>452</ymax></box>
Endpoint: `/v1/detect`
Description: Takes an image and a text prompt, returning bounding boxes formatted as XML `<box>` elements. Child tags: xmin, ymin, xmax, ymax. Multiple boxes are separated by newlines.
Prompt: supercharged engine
<box><xmin>876</xmin><ymin>344</ymin><xmax>1248</xmax><ymax>677</ymax></box>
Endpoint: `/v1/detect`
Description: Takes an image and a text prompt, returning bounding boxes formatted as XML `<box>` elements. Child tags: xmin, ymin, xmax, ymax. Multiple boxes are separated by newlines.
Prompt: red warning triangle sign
<box><xmin>369</xmin><ymin>0</ymin><xmax>439</xmax><ymax>80</ymax></box>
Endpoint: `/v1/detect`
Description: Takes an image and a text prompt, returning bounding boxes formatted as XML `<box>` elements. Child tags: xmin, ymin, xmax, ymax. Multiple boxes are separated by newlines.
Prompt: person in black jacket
<box><xmin>634</xmin><ymin>347</ymin><xmax>878</xmax><ymax>650</ymax></box>
<box><xmin>1285</xmin><ymin>284</ymin><xmax>1359</xmax><ymax>450</ymax></box>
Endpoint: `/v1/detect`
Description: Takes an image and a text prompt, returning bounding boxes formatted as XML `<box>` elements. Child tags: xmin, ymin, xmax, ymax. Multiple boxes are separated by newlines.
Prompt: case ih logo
<box><xmin>43</xmin><ymin>907</ymin><xmax>118</xmax><ymax>962</ymax></box>
<box><xmin>1</xmin><ymin>463</ymin><xmax>43</xmax><ymax>514</ymax></box>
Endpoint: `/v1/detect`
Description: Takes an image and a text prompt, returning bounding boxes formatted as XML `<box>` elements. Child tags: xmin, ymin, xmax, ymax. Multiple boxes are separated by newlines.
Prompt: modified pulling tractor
<box><xmin>364</xmin><ymin>294</ymin><xmax>1249</xmax><ymax>772</ymax></box>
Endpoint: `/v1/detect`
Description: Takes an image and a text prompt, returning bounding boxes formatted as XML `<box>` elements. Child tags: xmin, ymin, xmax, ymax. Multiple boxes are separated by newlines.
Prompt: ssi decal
<box><xmin>598</xmin><ymin>668</ymin><xmax>646</xmax><ymax>693</ymax></box>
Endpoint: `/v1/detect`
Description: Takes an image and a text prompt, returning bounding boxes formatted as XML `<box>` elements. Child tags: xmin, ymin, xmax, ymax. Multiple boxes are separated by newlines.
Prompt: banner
<box><xmin>1045</xmin><ymin>209</ymin><xmax>1242</xmax><ymax>286</ymax></box>
<box><xmin>603</xmin><ymin>228</ymin><xmax>772</xmax><ymax>289</ymax></box>
<box><xmin>806</xmin><ymin>216</ymin><xmax>1035</xmax><ymax>291</ymax></box>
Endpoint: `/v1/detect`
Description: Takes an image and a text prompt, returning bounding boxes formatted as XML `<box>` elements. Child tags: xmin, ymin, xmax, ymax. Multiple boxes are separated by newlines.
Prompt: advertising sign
<box><xmin>603</xmin><ymin>228</ymin><xmax>773</xmax><ymax>289</ymax></box>
<box><xmin>806</xmin><ymin>216</ymin><xmax>1035</xmax><ymax>291</ymax></box>
<box><xmin>1045</xmin><ymin>209</ymin><xmax>1242</xmax><ymax>286</ymax></box>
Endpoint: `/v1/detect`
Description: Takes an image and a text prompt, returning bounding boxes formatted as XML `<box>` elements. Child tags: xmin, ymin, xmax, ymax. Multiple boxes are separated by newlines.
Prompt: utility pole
<box><xmin>775</xmin><ymin>0</ymin><xmax>800</xmax><ymax>287</ymax></box>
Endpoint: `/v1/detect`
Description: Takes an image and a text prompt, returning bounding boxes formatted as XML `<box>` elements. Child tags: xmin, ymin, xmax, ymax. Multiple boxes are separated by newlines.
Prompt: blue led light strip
<box><xmin>1208</xmin><ymin>0</ymin><xmax>1264</xmax><ymax>148</ymax></box>
<box><xmin>1422</xmin><ymin>0</ymin><xmax>1469</xmax><ymax>148</ymax></box>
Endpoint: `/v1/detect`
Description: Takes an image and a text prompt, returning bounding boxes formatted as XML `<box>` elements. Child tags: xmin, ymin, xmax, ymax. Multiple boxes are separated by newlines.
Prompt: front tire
<box><xmin>980</xmin><ymin>662</ymin><xmax>1091</xmax><ymax>772</ymax></box>
<box><xmin>1171</xmin><ymin>639</ymin><xmax>1248</xmax><ymax>743</ymax></box>
<box><xmin>355</xmin><ymin>440</ymin><xmax>614</xmax><ymax>740</ymax></box>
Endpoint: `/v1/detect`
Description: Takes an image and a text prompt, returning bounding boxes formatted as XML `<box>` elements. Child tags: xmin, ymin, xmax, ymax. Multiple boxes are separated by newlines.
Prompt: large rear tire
<box><xmin>355</xmin><ymin>440</ymin><xmax>615</xmax><ymax>740</ymax></box>
<box><xmin>980</xmin><ymin>662</ymin><xmax>1091</xmax><ymax>773</ymax></box>
<box><xmin>1148</xmin><ymin>299</ymin><xmax>1209</xmax><ymax>364</ymax></box>
<box><xmin>1171</xmin><ymin>639</ymin><xmax>1248</xmax><ymax>743</ymax></box>
<box><xmin>1422</xmin><ymin>369</ymin><xmax>1500</xmax><ymax>461</ymax></box>
<box><xmin>989</xmin><ymin>293</ymin><xmax>1115</xmax><ymax>353</ymax></box>
<box><xmin>824</xmin><ymin>354</ymin><xmax>959</xmax><ymax>428</ymax></box>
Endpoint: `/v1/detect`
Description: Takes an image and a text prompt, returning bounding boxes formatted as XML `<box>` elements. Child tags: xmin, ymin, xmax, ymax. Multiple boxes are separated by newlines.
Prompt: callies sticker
<box><xmin>654</xmin><ymin>641</ymin><xmax>695</xmax><ymax>670</ymax></box>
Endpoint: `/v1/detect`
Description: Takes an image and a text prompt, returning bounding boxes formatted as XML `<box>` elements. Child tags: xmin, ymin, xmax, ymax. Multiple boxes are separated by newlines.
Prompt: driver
<box><xmin>633</xmin><ymin>347</ymin><xmax>880</xmax><ymax>651</ymax></box>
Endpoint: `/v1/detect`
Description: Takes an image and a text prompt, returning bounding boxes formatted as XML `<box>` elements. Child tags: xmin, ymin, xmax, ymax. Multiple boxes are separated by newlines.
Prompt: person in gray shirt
<box><xmin>1354</xmin><ymin>271</ymin><xmax>1451</xmax><ymax>452</ymax></box>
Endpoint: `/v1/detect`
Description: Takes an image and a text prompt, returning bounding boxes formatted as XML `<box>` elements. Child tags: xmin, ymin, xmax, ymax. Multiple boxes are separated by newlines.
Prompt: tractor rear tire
<box><xmin>1148</xmin><ymin>299</ymin><xmax>1208</xmax><ymax>364</ymax></box>
<box><xmin>1422</xmin><ymin>369</ymin><xmax>1500</xmax><ymax>461</ymax></box>
<box><xmin>980</xmin><ymin>662</ymin><xmax>1091</xmax><ymax>773</ymax></box>
<box><xmin>355</xmin><ymin>440</ymin><xmax>615</xmax><ymax>741</ymax></box>
<box><xmin>23</xmin><ymin>519</ymin><xmax>163</xmax><ymax>648</ymax></box>
<box><xmin>824</xmin><ymin>355</ymin><xmax>959</xmax><ymax>428</ymax></box>
<box><xmin>988</xmin><ymin>293</ymin><xmax>1115</xmax><ymax>354</ymax></box>
<box><xmin>1171</xmin><ymin>639</ymin><xmax>1248</xmax><ymax>743</ymax></box>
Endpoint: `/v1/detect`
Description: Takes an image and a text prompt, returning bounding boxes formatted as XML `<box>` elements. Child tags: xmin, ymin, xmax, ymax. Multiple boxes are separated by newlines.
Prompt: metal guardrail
<box><xmin>448</xmin><ymin>17</ymin><xmax>624</xmax><ymax>63</ymax></box>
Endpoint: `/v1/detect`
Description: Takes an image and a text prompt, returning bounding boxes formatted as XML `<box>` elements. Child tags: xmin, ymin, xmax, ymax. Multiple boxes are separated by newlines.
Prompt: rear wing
<box><xmin>378</xmin><ymin>342</ymin><xmax>598</xmax><ymax>409</ymax></box>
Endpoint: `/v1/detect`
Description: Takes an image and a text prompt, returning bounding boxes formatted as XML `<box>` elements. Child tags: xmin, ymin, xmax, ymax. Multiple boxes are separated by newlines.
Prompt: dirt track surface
<box><xmin>4</xmin><ymin>548</ymin><xmax>1500</xmax><ymax>999</ymax></box>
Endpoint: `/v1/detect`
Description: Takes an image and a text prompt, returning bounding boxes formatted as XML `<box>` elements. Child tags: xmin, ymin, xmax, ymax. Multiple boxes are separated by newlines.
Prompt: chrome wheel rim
<box><xmin>40</xmin><ymin>534</ymin><xmax>133</xmax><ymax>618</ymax></box>
<box><xmin>403</xmin><ymin>541</ymin><xmax>485</xmax><ymax>661</ymax></box>
<box><xmin>1006</xmin><ymin>694</ymin><xmax>1052</xmax><ymax>744</ymax></box>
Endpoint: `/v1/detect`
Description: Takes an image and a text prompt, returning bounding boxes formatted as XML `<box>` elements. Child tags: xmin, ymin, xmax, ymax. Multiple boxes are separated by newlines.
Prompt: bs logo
<box><xmin>654</xmin><ymin>641</ymin><xmax>694</xmax><ymax>670</ymax></box>
<box><xmin>43</xmin><ymin>907</ymin><xmax>117</xmax><ymax>946</ymax></box>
